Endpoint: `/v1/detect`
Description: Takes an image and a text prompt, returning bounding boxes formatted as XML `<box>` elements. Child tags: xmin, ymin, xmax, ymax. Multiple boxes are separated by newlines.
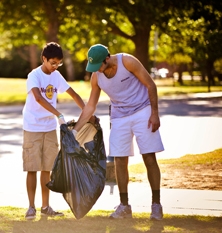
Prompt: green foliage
<box><xmin>0</xmin><ymin>48</ymin><xmax>31</xmax><ymax>78</ymax></box>
<box><xmin>214</xmin><ymin>59</ymin><xmax>222</xmax><ymax>73</ymax></box>
<box><xmin>0</xmin><ymin>0</ymin><xmax>222</xmax><ymax>79</ymax></box>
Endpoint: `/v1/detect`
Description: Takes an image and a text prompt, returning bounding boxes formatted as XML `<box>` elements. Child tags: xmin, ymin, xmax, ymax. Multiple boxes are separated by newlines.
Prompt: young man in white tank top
<box><xmin>73</xmin><ymin>44</ymin><xmax>164</xmax><ymax>220</ymax></box>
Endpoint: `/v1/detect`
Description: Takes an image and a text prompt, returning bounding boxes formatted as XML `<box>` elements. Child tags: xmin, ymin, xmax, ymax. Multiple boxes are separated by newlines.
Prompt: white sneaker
<box><xmin>150</xmin><ymin>203</ymin><xmax>163</xmax><ymax>221</ymax></box>
<box><xmin>109</xmin><ymin>203</ymin><xmax>132</xmax><ymax>219</ymax></box>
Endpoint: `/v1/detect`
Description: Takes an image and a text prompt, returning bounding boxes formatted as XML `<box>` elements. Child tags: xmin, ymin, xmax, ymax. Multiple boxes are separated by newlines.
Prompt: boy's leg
<box><xmin>39</xmin><ymin>130</ymin><xmax>63</xmax><ymax>217</ymax></box>
<box><xmin>40</xmin><ymin>171</ymin><xmax>50</xmax><ymax>208</ymax></box>
<box><xmin>40</xmin><ymin>170</ymin><xmax>64</xmax><ymax>217</ymax></box>
<box><xmin>26</xmin><ymin>171</ymin><xmax>37</xmax><ymax>207</ymax></box>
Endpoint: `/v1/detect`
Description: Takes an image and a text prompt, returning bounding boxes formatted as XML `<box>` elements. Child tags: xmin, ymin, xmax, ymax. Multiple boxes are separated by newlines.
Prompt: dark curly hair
<box><xmin>41</xmin><ymin>42</ymin><xmax>63</xmax><ymax>61</ymax></box>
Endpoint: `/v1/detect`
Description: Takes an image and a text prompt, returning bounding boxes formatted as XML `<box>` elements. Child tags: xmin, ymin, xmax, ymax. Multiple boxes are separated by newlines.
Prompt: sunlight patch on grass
<box><xmin>1</xmin><ymin>207</ymin><xmax>222</xmax><ymax>233</ymax></box>
<box><xmin>158</xmin><ymin>148</ymin><xmax>222</xmax><ymax>166</ymax></box>
<box><xmin>128</xmin><ymin>148</ymin><xmax>222</xmax><ymax>177</ymax></box>
<box><xmin>129</xmin><ymin>163</ymin><xmax>146</xmax><ymax>174</ymax></box>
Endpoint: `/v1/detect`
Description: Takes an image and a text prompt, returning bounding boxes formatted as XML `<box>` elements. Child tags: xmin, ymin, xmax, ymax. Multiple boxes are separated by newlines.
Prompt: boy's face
<box><xmin>42</xmin><ymin>56</ymin><xmax>63</xmax><ymax>74</ymax></box>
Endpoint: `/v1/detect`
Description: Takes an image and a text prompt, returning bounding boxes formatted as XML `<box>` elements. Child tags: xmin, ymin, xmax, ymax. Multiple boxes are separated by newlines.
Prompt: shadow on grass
<box><xmin>1</xmin><ymin>208</ymin><xmax>222</xmax><ymax>233</ymax></box>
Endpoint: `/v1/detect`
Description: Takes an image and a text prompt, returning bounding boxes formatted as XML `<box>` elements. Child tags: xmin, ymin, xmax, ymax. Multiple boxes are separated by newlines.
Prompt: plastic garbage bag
<box><xmin>47</xmin><ymin>118</ymin><xmax>106</xmax><ymax>219</ymax></box>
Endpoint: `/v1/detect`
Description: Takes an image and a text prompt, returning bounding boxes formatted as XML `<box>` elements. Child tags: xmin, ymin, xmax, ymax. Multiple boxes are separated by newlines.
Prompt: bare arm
<box><xmin>32</xmin><ymin>86</ymin><xmax>86</xmax><ymax>117</ymax></box>
<box><xmin>74</xmin><ymin>72</ymin><xmax>101</xmax><ymax>132</ymax></box>
<box><xmin>66</xmin><ymin>87</ymin><xmax>85</xmax><ymax>110</ymax></box>
<box><xmin>122</xmin><ymin>54</ymin><xmax>160</xmax><ymax>132</ymax></box>
<box><xmin>31</xmin><ymin>87</ymin><xmax>62</xmax><ymax>117</ymax></box>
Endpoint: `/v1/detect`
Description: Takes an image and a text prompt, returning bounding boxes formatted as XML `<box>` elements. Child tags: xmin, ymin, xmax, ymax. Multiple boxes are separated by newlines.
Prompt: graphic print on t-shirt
<box><xmin>41</xmin><ymin>84</ymin><xmax>58</xmax><ymax>100</ymax></box>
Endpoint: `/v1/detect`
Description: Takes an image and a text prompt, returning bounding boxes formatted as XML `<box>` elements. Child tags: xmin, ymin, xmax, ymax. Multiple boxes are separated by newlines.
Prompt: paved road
<box><xmin>1</xmin><ymin>93</ymin><xmax>221</xmax><ymax>161</ymax></box>
<box><xmin>0</xmin><ymin>92</ymin><xmax>222</xmax><ymax>217</ymax></box>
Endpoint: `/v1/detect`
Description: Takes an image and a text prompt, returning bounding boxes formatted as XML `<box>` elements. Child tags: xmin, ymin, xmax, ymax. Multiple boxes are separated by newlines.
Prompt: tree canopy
<box><xmin>0</xmin><ymin>0</ymin><xmax>222</xmax><ymax>84</ymax></box>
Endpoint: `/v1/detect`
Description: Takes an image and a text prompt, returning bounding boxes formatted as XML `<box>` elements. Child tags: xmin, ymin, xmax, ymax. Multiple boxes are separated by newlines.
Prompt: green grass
<box><xmin>128</xmin><ymin>148</ymin><xmax>222</xmax><ymax>175</ymax></box>
<box><xmin>158</xmin><ymin>148</ymin><xmax>222</xmax><ymax>166</ymax></box>
<box><xmin>0</xmin><ymin>207</ymin><xmax>222</xmax><ymax>233</ymax></box>
<box><xmin>0</xmin><ymin>77</ymin><xmax>221</xmax><ymax>105</ymax></box>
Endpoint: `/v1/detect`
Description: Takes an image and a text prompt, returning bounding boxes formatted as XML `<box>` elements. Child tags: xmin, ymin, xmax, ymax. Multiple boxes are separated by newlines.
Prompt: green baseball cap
<box><xmin>86</xmin><ymin>44</ymin><xmax>109</xmax><ymax>72</ymax></box>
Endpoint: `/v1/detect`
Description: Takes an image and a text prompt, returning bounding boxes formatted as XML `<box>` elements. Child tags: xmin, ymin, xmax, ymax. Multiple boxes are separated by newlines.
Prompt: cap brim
<box><xmin>86</xmin><ymin>61</ymin><xmax>103</xmax><ymax>72</ymax></box>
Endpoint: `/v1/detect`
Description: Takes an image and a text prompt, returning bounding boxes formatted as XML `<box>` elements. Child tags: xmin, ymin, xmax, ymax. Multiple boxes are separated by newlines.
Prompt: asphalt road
<box><xmin>0</xmin><ymin>93</ymin><xmax>222</xmax><ymax>162</ymax></box>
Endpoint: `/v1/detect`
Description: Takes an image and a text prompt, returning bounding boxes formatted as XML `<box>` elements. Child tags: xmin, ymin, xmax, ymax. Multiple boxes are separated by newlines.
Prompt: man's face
<box><xmin>98</xmin><ymin>57</ymin><xmax>108</xmax><ymax>73</ymax></box>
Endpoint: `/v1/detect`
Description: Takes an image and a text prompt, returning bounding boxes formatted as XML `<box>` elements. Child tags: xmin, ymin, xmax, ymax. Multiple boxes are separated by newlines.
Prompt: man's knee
<box><xmin>115</xmin><ymin>156</ymin><xmax>128</xmax><ymax>163</ymax></box>
<box><xmin>142</xmin><ymin>153</ymin><xmax>158</xmax><ymax>167</ymax></box>
<box><xmin>114</xmin><ymin>157</ymin><xmax>128</xmax><ymax>170</ymax></box>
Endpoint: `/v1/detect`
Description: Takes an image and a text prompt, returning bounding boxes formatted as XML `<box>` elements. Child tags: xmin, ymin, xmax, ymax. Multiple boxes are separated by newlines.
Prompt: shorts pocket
<box><xmin>22</xmin><ymin>142</ymin><xmax>34</xmax><ymax>161</ymax></box>
<box><xmin>23</xmin><ymin>142</ymin><xmax>34</xmax><ymax>149</ymax></box>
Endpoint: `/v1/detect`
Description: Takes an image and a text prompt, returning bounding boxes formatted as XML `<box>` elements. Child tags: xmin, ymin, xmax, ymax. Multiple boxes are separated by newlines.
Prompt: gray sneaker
<box><xmin>150</xmin><ymin>203</ymin><xmax>163</xmax><ymax>221</ymax></box>
<box><xmin>109</xmin><ymin>203</ymin><xmax>132</xmax><ymax>219</ymax></box>
<box><xmin>41</xmin><ymin>206</ymin><xmax>64</xmax><ymax>217</ymax></box>
<box><xmin>25</xmin><ymin>206</ymin><xmax>36</xmax><ymax>220</ymax></box>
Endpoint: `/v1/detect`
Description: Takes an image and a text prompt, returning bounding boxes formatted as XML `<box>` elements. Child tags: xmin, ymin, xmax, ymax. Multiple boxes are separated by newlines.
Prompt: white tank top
<box><xmin>97</xmin><ymin>53</ymin><xmax>150</xmax><ymax>119</ymax></box>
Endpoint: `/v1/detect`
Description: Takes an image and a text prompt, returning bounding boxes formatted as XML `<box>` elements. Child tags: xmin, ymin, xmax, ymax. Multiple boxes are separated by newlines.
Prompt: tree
<box><xmin>70</xmin><ymin>0</ymin><xmax>186</xmax><ymax>70</ymax></box>
<box><xmin>0</xmin><ymin>0</ymin><xmax>78</xmax><ymax>80</ymax></box>
<box><xmin>187</xmin><ymin>0</ymin><xmax>222</xmax><ymax>90</ymax></box>
<box><xmin>150</xmin><ymin>0</ymin><xmax>222</xmax><ymax>87</ymax></box>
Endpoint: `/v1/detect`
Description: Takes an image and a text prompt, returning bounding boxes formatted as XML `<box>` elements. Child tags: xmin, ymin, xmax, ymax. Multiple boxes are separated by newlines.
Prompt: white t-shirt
<box><xmin>23</xmin><ymin>66</ymin><xmax>70</xmax><ymax>132</ymax></box>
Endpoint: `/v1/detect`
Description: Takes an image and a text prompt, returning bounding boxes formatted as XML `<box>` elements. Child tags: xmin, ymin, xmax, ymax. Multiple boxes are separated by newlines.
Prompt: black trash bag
<box><xmin>46</xmin><ymin>150</ymin><xmax>66</xmax><ymax>193</ymax></box>
<box><xmin>46</xmin><ymin>119</ymin><xmax>106</xmax><ymax>219</ymax></box>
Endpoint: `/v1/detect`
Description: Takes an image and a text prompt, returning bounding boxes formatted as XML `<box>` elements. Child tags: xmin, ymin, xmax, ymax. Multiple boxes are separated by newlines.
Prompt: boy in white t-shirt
<box><xmin>22</xmin><ymin>42</ymin><xmax>87</xmax><ymax>220</ymax></box>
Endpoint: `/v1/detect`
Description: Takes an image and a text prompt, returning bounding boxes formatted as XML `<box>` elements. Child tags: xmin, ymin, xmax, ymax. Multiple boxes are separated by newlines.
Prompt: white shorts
<box><xmin>109</xmin><ymin>105</ymin><xmax>164</xmax><ymax>157</ymax></box>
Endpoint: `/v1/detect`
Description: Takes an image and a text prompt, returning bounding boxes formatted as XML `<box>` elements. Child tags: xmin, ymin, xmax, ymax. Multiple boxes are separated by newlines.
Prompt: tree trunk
<box><xmin>42</xmin><ymin>0</ymin><xmax>74</xmax><ymax>80</ymax></box>
<box><xmin>188</xmin><ymin>62</ymin><xmax>194</xmax><ymax>81</ymax></box>
<box><xmin>206</xmin><ymin>60</ymin><xmax>215</xmax><ymax>92</ymax></box>
<box><xmin>201</xmin><ymin>70</ymin><xmax>207</xmax><ymax>82</ymax></box>
<box><xmin>29</xmin><ymin>44</ymin><xmax>38</xmax><ymax>70</ymax></box>
<box><xmin>177</xmin><ymin>64</ymin><xmax>184</xmax><ymax>85</ymax></box>
<box><xmin>132</xmin><ymin>29</ymin><xmax>150</xmax><ymax>71</ymax></box>
<box><xmin>43</xmin><ymin>0</ymin><xmax>59</xmax><ymax>43</ymax></box>
<box><xmin>63</xmin><ymin>50</ymin><xmax>75</xmax><ymax>81</ymax></box>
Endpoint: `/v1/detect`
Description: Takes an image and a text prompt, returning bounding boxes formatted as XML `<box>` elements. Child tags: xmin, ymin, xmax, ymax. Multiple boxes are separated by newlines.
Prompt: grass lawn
<box><xmin>129</xmin><ymin>148</ymin><xmax>222</xmax><ymax>175</ymax></box>
<box><xmin>1</xmin><ymin>207</ymin><xmax>222</xmax><ymax>233</ymax></box>
<box><xmin>0</xmin><ymin>77</ymin><xmax>221</xmax><ymax>105</ymax></box>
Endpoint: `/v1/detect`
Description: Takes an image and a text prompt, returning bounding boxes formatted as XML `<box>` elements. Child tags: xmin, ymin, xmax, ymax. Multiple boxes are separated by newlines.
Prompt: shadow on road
<box><xmin>158</xmin><ymin>98</ymin><xmax>222</xmax><ymax>117</ymax></box>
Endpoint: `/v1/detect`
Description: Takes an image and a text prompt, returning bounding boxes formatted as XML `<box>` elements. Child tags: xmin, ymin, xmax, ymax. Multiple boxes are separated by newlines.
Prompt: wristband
<box><xmin>58</xmin><ymin>114</ymin><xmax>63</xmax><ymax>119</ymax></box>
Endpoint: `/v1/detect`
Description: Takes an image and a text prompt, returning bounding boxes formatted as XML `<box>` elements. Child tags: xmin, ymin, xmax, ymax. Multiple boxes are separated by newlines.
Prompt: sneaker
<box><xmin>25</xmin><ymin>206</ymin><xmax>36</xmax><ymax>220</ymax></box>
<box><xmin>109</xmin><ymin>203</ymin><xmax>132</xmax><ymax>219</ymax></box>
<box><xmin>150</xmin><ymin>203</ymin><xmax>163</xmax><ymax>221</ymax></box>
<box><xmin>41</xmin><ymin>206</ymin><xmax>64</xmax><ymax>217</ymax></box>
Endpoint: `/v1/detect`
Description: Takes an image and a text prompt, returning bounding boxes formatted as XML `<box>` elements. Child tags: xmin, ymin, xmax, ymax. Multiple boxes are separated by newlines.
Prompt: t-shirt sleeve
<box><xmin>26</xmin><ymin>71</ymin><xmax>39</xmax><ymax>93</ymax></box>
<box><xmin>57</xmin><ymin>72</ymin><xmax>70</xmax><ymax>93</ymax></box>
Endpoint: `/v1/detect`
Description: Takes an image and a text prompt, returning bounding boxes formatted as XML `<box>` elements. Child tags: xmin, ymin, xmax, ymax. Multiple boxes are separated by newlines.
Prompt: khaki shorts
<box><xmin>22</xmin><ymin>130</ymin><xmax>59</xmax><ymax>171</ymax></box>
<box><xmin>109</xmin><ymin>105</ymin><xmax>164</xmax><ymax>156</ymax></box>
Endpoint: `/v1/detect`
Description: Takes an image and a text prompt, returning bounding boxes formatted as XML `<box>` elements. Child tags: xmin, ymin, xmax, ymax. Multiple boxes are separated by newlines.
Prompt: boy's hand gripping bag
<box><xmin>46</xmin><ymin>118</ymin><xmax>107</xmax><ymax>219</ymax></box>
